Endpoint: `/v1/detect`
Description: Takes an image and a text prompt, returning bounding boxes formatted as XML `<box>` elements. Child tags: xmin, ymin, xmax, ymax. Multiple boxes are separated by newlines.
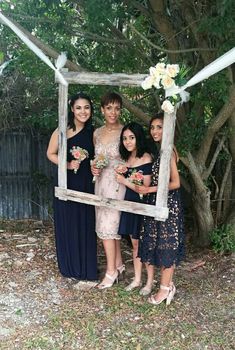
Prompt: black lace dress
<box><xmin>138</xmin><ymin>154</ymin><xmax>185</xmax><ymax>268</ymax></box>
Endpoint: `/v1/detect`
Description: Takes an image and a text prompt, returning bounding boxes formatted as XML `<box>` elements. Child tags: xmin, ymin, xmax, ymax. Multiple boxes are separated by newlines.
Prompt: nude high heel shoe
<box><xmin>148</xmin><ymin>285</ymin><xmax>171</xmax><ymax>305</ymax></box>
<box><xmin>139</xmin><ymin>285</ymin><xmax>153</xmax><ymax>296</ymax></box>
<box><xmin>117</xmin><ymin>264</ymin><xmax>126</xmax><ymax>279</ymax></box>
<box><xmin>125</xmin><ymin>279</ymin><xmax>142</xmax><ymax>291</ymax></box>
<box><xmin>97</xmin><ymin>271</ymin><xmax>119</xmax><ymax>290</ymax></box>
<box><xmin>167</xmin><ymin>283</ymin><xmax>176</xmax><ymax>305</ymax></box>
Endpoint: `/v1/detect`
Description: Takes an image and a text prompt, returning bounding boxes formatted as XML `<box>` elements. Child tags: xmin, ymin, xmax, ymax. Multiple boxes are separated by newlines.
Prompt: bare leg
<box><xmin>145</xmin><ymin>263</ymin><xmax>155</xmax><ymax>289</ymax></box>
<box><xmin>131</xmin><ymin>238</ymin><xmax>142</xmax><ymax>283</ymax></box>
<box><xmin>139</xmin><ymin>263</ymin><xmax>154</xmax><ymax>295</ymax></box>
<box><xmin>115</xmin><ymin>239</ymin><xmax>123</xmax><ymax>269</ymax></box>
<box><xmin>152</xmin><ymin>266</ymin><xmax>174</xmax><ymax>301</ymax></box>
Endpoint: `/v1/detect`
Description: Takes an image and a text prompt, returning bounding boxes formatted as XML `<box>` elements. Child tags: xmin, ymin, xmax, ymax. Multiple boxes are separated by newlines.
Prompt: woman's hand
<box><xmin>115</xmin><ymin>173</ymin><xmax>126</xmax><ymax>185</ymax></box>
<box><xmin>91</xmin><ymin>163</ymin><xmax>101</xmax><ymax>177</ymax></box>
<box><xmin>135</xmin><ymin>184</ymin><xmax>157</xmax><ymax>194</ymax></box>
<box><xmin>68</xmin><ymin>160</ymin><xmax>80</xmax><ymax>171</ymax></box>
<box><xmin>115</xmin><ymin>164</ymin><xmax>128</xmax><ymax>174</ymax></box>
<box><xmin>134</xmin><ymin>184</ymin><xmax>150</xmax><ymax>195</ymax></box>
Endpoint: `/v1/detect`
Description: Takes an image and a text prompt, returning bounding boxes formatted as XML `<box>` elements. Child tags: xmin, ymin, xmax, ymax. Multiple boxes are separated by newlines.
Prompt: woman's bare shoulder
<box><xmin>142</xmin><ymin>152</ymin><xmax>152</xmax><ymax>163</ymax></box>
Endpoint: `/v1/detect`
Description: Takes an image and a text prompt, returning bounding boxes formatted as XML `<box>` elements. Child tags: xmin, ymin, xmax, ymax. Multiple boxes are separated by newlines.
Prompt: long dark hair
<box><xmin>68</xmin><ymin>92</ymin><xmax>94</xmax><ymax>131</ymax></box>
<box><xmin>101</xmin><ymin>92</ymin><xmax>122</xmax><ymax>108</ymax></box>
<box><xmin>119</xmin><ymin>122</ymin><xmax>149</xmax><ymax>161</ymax></box>
<box><xmin>148</xmin><ymin>112</ymin><xmax>164</xmax><ymax>158</ymax></box>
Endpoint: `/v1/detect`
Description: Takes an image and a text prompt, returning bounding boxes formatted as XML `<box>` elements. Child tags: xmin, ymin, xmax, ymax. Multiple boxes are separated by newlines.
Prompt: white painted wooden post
<box><xmin>154</xmin><ymin>108</ymin><xmax>177</xmax><ymax>220</ymax></box>
<box><xmin>58</xmin><ymin>82</ymin><xmax>68</xmax><ymax>192</ymax></box>
<box><xmin>55</xmin><ymin>72</ymin><xmax>147</xmax><ymax>87</ymax></box>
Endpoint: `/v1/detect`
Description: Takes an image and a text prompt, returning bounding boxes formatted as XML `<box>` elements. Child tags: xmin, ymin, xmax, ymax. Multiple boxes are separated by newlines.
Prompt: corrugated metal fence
<box><xmin>0</xmin><ymin>131</ymin><xmax>54</xmax><ymax>220</ymax></box>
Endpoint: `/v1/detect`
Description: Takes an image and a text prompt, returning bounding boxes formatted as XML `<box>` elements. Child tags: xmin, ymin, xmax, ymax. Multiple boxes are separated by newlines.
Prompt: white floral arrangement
<box><xmin>141</xmin><ymin>63</ymin><xmax>190</xmax><ymax>113</ymax></box>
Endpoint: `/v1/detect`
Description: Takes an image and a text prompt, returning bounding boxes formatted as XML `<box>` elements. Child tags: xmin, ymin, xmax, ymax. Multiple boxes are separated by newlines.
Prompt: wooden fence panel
<box><xmin>0</xmin><ymin>131</ymin><xmax>53</xmax><ymax>220</ymax></box>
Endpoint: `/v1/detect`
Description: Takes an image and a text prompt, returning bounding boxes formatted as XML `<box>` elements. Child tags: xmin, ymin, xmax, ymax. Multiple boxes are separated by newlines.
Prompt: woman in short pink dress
<box><xmin>92</xmin><ymin>92</ymin><xmax>126</xmax><ymax>289</ymax></box>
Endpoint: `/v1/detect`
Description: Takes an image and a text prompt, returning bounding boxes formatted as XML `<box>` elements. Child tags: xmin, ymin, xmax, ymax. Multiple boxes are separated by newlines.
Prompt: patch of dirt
<box><xmin>0</xmin><ymin>220</ymin><xmax>234</xmax><ymax>350</ymax></box>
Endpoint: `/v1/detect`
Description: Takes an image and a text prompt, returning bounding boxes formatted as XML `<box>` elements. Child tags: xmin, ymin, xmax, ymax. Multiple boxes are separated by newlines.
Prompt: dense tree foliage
<box><xmin>0</xmin><ymin>0</ymin><xmax>235</xmax><ymax>246</ymax></box>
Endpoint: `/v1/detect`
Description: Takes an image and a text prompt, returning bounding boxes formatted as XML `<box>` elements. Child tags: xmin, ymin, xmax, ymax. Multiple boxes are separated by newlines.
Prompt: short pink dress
<box><xmin>94</xmin><ymin>126</ymin><xmax>126</xmax><ymax>240</ymax></box>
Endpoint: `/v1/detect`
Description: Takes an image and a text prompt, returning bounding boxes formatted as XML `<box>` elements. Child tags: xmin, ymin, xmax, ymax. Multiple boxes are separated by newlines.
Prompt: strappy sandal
<box><xmin>117</xmin><ymin>264</ymin><xmax>126</xmax><ymax>278</ymax></box>
<box><xmin>125</xmin><ymin>279</ymin><xmax>142</xmax><ymax>292</ymax></box>
<box><xmin>139</xmin><ymin>285</ymin><xmax>153</xmax><ymax>296</ymax></box>
<box><xmin>97</xmin><ymin>271</ymin><xmax>118</xmax><ymax>290</ymax></box>
<box><xmin>167</xmin><ymin>283</ymin><xmax>176</xmax><ymax>304</ymax></box>
<box><xmin>148</xmin><ymin>284</ymin><xmax>172</xmax><ymax>305</ymax></box>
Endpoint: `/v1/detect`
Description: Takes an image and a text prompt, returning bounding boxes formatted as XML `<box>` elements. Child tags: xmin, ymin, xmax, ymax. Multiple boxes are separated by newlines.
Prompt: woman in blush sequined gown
<box><xmin>116</xmin><ymin>122</ymin><xmax>154</xmax><ymax>296</ymax></box>
<box><xmin>47</xmin><ymin>93</ymin><xmax>97</xmax><ymax>281</ymax></box>
<box><xmin>92</xmin><ymin>92</ymin><xmax>126</xmax><ymax>289</ymax></box>
<box><xmin>136</xmin><ymin>112</ymin><xmax>185</xmax><ymax>305</ymax></box>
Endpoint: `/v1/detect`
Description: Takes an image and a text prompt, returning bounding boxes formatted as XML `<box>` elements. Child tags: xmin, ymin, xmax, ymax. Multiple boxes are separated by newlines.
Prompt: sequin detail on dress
<box><xmin>94</xmin><ymin>126</ymin><xmax>126</xmax><ymax>240</ymax></box>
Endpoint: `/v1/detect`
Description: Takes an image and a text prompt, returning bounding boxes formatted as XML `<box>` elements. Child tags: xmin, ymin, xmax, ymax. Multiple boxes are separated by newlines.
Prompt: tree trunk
<box><xmin>192</xmin><ymin>188</ymin><xmax>214</xmax><ymax>246</ymax></box>
<box><xmin>184</xmin><ymin>152</ymin><xmax>214</xmax><ymax>246</ymax></box>
<box><xmin>225</xmin><ymin>205</ymin><xmax>235</xmax><ymax>241</ymax></box>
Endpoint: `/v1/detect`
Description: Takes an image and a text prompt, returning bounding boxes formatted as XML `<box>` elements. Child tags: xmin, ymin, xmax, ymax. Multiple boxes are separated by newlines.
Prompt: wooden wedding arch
<box><xmin>54</xmin><ymin>70</ymin><xmax>176</xmax><ymax>221</ymax></box>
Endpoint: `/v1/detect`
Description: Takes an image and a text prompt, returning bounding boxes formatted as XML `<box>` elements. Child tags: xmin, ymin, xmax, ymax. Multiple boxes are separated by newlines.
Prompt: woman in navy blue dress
<box><xmin>136</xmin><ymin>113</ymin><xmax>185</xmax><ymax>305</ymax></box>
<box><xmin>116</xmin><ymin>122</ymin><xmax>154</xmax><ymax>296</ymax></box>
<box><xmin>47</xmin><ymin>93</ymin><xmax>97</xmax><ymax>281</ymax></box>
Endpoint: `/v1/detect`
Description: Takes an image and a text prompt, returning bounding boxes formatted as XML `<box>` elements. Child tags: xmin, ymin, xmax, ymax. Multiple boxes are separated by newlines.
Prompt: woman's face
<box><xmin>150</xmin><ymin>118</ymin><xmax>163</xmax><ymax>142</ymax></box>
<box><xmin>122</xmin><ymin>129</ymin><xmax>137</xmax><ymax>153</ymax></box>
<box><xmin>101</xmin><ymin>101</ymin><xmax>121</xmax><ymax>125</ymax></box>
<box><xmin>71</xmin><ymin>98</ymin><xmax>91</xmax><ymax>124</ymax></box>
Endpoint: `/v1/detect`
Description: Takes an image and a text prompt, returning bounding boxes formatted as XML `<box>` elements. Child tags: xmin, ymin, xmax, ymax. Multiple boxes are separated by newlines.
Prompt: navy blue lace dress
<box><xmin>53</xmin><ymin>126</ymin><xmax>97</xmax><ymax>280</ymax></box>
<box><xmin>138</xmin><ymin>155</ymin><xmax>185</xmax><ymax>268</ymax></box>
<box><xmin>118</xmin><ymin>163</ymin><xmax>152</xmax><ymax>239</ymax></box>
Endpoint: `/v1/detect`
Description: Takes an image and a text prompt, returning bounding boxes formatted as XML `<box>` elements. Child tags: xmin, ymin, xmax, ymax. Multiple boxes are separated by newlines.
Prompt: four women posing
<box><xmin>47</xmin><ymin>92</ymin><xmax>185</xmax><ymax>305</ymax></box>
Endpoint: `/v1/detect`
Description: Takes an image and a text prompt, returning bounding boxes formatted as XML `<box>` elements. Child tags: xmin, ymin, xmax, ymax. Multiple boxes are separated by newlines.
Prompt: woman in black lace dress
<box><xmin>136</xmin><ymin>112</ymin><xmax>185</xmax><ymax>305</ymax></box>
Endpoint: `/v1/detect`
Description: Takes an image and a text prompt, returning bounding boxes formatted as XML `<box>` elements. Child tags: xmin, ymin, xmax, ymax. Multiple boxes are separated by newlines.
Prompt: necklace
<box><xmin>105</xmin><ymin>125</ymin><xmax>119</xmax><ymax>132</ymax></box>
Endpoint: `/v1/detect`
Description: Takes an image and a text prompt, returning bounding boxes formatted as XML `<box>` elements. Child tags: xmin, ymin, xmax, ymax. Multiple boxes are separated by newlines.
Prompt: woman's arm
<box><xmin>168</xmin><ymin>152</ymin><xmax>180</xmax><ymax>190</ymax></box>
<box><xmin>115</xmin><ymin>173</ymin><xmax>132</xmax><ymax>189</ymax></box>
<box><xmin>90</xmin><ymin>131</ymin><xmax>102</xmax><ymax>177</ymax></box>
<box><xmin>116</xmin><ymin>172</ymin><xmax>152</xmax><ymax>193</ymax></box>
<box><xmin>135</xmin><ymin>151</ymin><xmax>180</xmax><ymax>194</ymax></box>
<box><xmin>46</xmin><ymin>128</ymin><xmax>80</xmax><ymax>171</ymax></box>
<box><xmin>47</xmin><ymin>129</ymin><xmax>59</xmax><ymax>165</ymax></box>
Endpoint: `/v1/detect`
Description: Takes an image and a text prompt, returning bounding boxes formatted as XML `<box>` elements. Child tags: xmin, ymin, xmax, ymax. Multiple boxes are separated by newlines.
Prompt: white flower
<box><xmin>161</xmin><ymin>74</ymin><xmax>175</xmax><ymax>89</ymax></box>
<box><xmin>141</xmin><ymin>75</ymin><xmax>155</xmax><ymax>90</ymax></box>
<box><xmin>155</xmin><ymin>63</ymin><xmax>166</xmax><ymax>74</ymax></box>
<box><xmin>149</xmin><ymin>66</ymin><xmax>159</xmax><ymax>78</ymax></box>
<box><xmin>153</xmin><ymin>76</ymin><xmax>161</xmax><ymax>89</ymax></box>
<box><xmin>161</xmin><ymin>99</ymin><xmax>175</xmax><ymax>113</ymax></box>
<box><xmin>165</xmin><ymin>64</ymin><xmax>180</xmax><ymax>78</ymax></box>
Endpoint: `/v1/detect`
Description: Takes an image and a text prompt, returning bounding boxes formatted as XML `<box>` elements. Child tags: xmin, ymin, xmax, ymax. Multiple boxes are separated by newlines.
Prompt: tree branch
<box><xmin>148</xmin><ymin>0</ymin><xmax>179</xmax><ymax>61</ymax></box>
<box><xmin>1</xmin><ymin>13</ymin><xmax>153</xmax><ymax>123</ymax></box>
<box><xmin>123</xmin><ymin>0</ymin><xmax>150</xmax><ymax>17</ymax></box>
<box><xmin>120</xmin><ymin>94</ymin><xmax>150</xmax><ymax>123</ymax></box>
<box><xmin>1</xmin><ymin>12</ymin><xmax>83</xmax><ymax>72</ymax></box>
<box><xmin>72</xmin><ymin>29</ymin><xmax>129</xmax><ymax>44</ymax></box>
<box><xmin>106</xmin><ymin>20</ymin><xmax>154</xmax><ymax>65</ymax></box>
<box><xmin>196</xmin><ymin>84</ymin><xmax>235</xmax><ymax>166</ymax></box>
<box><xmin>129</xmin><ymin>23</ymin><xmax>216</xmax><ymax>54</ymax></box>
<box><xmin>202</xmin><ymin>135</ymin><xmax>226</xmax><ymax>180</ymax></box>
<box><xmin>180</xmin><ymin>3</ymin><xmax>214</xmax><ymax>65</ymax></box>
<box><xmin>216</xmin><ymin>157</ymin><xmax>232</xmax><ymax>223</ymax></box>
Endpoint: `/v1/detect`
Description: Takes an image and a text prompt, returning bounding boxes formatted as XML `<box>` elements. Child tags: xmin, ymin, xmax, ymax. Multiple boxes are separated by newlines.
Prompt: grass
<box><xmin>0</xmin><ymin>220</ymin><xmax>234</xmax><ymax>350</ymax></box>
<box><xmin>15</xmin><ymin>287</ymin><xmax>234</xmax><ymax>350</ymax></box>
